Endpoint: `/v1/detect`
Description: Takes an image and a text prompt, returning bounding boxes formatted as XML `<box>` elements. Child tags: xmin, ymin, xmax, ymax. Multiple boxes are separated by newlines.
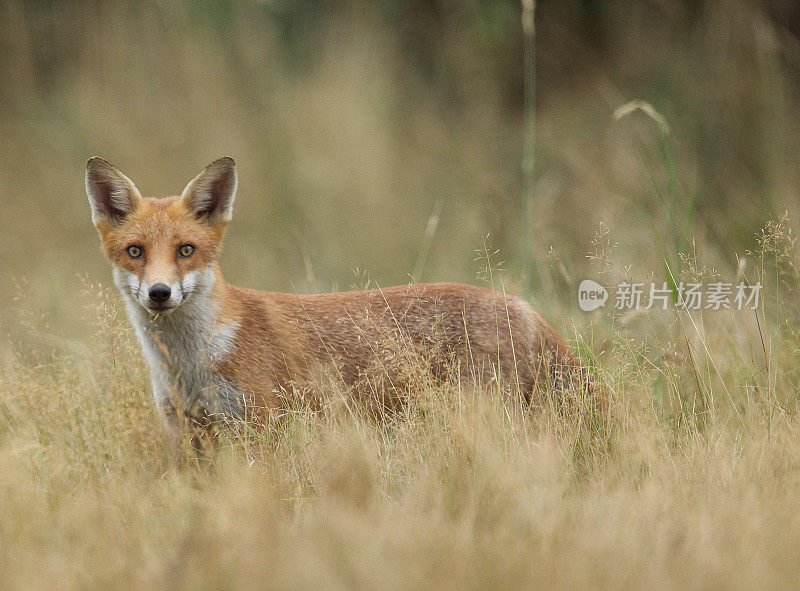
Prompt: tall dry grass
<box><xmin>1</xmin><ymin>219</ymin><xmax>800</xmax><ymax>589</ymax></box>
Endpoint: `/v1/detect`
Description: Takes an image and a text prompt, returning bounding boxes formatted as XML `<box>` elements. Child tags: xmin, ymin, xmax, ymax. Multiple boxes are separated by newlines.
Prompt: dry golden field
<box><xmin>2</xmin><ymin>1</ymin><xmax>800</xmax><ymax>589</ymax></box>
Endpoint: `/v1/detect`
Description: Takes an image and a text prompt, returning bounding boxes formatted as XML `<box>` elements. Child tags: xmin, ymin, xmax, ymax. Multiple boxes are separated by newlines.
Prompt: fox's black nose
<box><xmin>149</xmin><ymin>284</ymin><xmax>172</xmax><ymax>303</ymax></box>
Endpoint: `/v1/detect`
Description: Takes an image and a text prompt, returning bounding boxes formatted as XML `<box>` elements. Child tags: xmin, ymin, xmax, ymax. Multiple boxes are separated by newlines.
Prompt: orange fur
<box><xmin>86</xmin><ymin>157</ymin><xmax>602</xmax><ymax>456</ymax></box>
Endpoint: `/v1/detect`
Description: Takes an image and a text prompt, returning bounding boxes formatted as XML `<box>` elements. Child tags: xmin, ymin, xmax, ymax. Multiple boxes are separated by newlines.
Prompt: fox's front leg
<box><xmin>157</xmin><ymin>400</ymin><xmax>217</xmax><ymax>467</ymax></box>
<box><xmin>154</xmin><ymin>400</ymin><xmax>183</xmax><ymax>464</ymax></box>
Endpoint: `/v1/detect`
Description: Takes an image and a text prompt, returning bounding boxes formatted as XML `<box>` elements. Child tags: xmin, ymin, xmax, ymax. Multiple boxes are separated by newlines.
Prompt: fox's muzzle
<box><xmin>149</xmin><ymin>283</ymin><xmax>172</xmax><ymax>304</ymax></box>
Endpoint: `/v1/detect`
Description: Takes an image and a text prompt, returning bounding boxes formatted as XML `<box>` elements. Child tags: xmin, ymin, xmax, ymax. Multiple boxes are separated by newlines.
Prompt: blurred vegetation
<box><xmin>2</xmin><ymin>0</ymin><xmax>800</xmax><ymax>337</ymax></box>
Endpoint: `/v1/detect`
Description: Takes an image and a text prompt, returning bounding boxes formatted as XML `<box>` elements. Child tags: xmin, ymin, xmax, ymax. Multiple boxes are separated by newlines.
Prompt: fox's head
<box><xmin>86</xmin><ymin>157</ymin><xmax>237</xmax><ymax>316</ymax></box>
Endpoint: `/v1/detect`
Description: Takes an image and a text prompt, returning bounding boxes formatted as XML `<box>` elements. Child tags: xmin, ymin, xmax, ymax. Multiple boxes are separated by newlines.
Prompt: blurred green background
<box><xmin>1</xmin><ymin>0</ymin><xmax>799</xmax><ymax>339</ymax></box>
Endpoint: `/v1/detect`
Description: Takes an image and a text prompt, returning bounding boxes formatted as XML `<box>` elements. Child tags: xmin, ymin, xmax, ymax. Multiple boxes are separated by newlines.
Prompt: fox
<box><xmin>86</xmin><ymin>156</ymin><xmax>600</xmax><ymax>458</ymax></box>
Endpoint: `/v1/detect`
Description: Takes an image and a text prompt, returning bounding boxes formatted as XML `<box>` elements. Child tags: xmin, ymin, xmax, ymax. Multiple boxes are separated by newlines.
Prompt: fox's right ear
<box><xmin>85</xmin><ymin>157</ymin><xmax>142</xmax><ymax>227</ymax></box>
<box><xmin>180</xmin><ymin>157</ymin><xmax>237</xmax><ymax>224</ymax></box>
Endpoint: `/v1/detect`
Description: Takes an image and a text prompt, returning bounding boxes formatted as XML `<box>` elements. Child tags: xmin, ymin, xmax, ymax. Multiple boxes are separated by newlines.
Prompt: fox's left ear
<box><xmin>85</xmin><ymin>157</ymin><xmax>143</xmax><ymax>227</ymax></box>
<box><xmin>180</xmin><ymin>157</ymin><xmax>237</xmax><ymax>224</ymax></box>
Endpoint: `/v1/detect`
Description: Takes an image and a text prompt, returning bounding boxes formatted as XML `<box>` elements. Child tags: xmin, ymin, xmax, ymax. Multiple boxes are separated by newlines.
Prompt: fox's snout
<box><xmin>148</xmin><ymin>284</ymin><xmax>172</xmax><ymax>304</ymax></box>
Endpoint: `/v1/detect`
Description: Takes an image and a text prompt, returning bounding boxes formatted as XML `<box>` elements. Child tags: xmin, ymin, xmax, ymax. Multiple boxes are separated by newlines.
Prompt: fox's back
<box><xmin>221</xmin><ymin>282</ymin><xmax>579</xmax><ymax>409</ymax></box>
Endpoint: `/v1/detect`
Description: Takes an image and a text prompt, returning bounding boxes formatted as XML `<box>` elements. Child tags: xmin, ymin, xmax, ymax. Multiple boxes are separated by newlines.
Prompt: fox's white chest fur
<box><xmin>114</xmin><ymin>265</ymin><xmax>243</xmax><ymax>424</ymax></box>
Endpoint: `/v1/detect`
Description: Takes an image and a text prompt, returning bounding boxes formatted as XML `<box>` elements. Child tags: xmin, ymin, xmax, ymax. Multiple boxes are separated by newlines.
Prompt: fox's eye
<box><xmin>178</xmin><ymin>244</ymin><xmax>195</xmax><ymax>258</ymax></box>
<box><xmin>126</xmin><ymin>245</ymin><xmax>143</xmax><ymax>259</ymax></box>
